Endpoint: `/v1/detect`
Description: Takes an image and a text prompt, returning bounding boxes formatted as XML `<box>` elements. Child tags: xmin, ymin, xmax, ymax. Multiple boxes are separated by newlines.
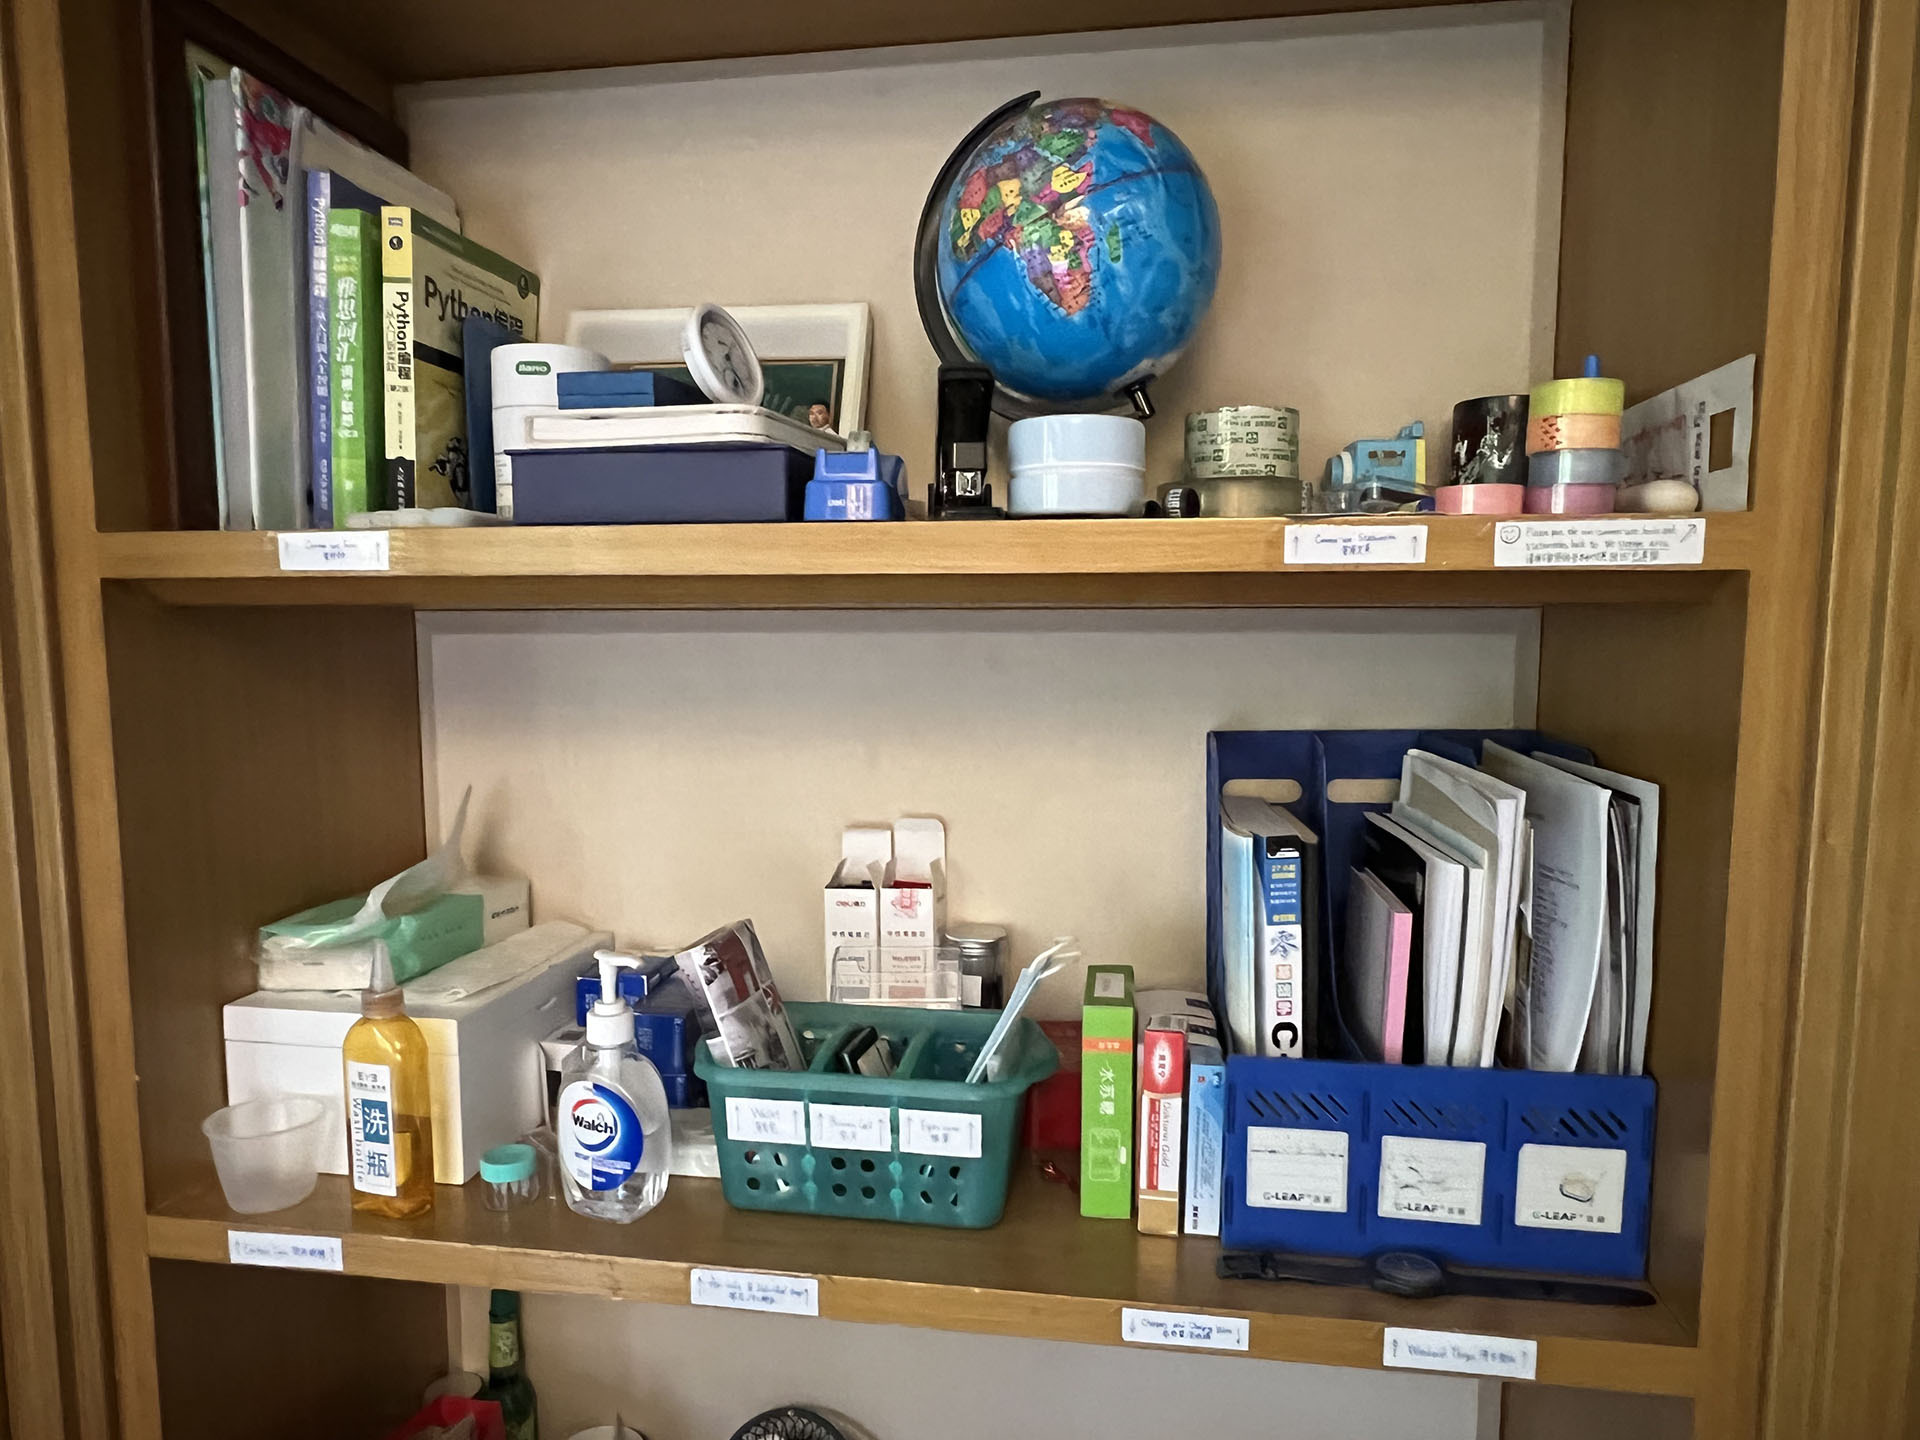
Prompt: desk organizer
<box><xmin>1221</xmin><ymin>1055</ymin><xmax>1655</xmax><ymax>1277</ymax></box>
<box><xmin>1206</xmin><ymin>730</ymin><xmax>1656</xmax><ymax>1279</ymax></box>
<box><xmin>697</xmin><ymin>1001</ymin><xmax>1056</xmax><ymax>1229</ymax></box>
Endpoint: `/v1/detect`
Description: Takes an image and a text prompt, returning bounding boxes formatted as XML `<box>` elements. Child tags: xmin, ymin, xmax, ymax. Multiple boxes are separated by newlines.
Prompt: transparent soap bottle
<box><xmin>558</xmin><ymin>950</ymin><xmax>672</xmax><ymax>1222</ymax></box>
<box><xmin>342</xmin><ymin>940</ymin><xmax>435</xmax><ymax>1218</ymax></box>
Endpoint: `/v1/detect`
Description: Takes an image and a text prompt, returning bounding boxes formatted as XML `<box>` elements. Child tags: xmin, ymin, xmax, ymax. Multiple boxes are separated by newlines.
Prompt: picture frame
<box><xmin>564</xmin><ymin>302</ymin><xmax>873</xmax><ymax>435</ymax></box>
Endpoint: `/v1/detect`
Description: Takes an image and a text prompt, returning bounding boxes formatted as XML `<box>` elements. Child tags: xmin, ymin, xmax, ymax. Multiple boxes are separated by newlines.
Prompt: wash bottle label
<box><xmin>348</xmin><ymin>1061</ymin><xmax>398</xmax><ymax>1196</ymax></box>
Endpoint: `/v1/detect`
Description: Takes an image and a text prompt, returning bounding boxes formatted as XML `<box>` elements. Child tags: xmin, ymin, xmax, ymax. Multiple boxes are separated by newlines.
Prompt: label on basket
<box><xmin>900</xmin><ymin>1109</ymin><xmax>982</xmax><ymax>1159</ymax></box>
<box><xmin>1491</xmin><ymin>518</ymin><xmax>1705</xmax><ymax>568</ymax></box>
<box><xmin>1384</xmin><ymin>1328</ymin><xmax>1536</xmax><ymax>1380</ymax></box>
<box><xmin>1121</xmin><ymin>1307</ymin><xmax>1250</xmax><ymax>1352</ymax></box>
<box><xmin>227</xmin><ymin>1232</ymin><xmax>342</xmax><ymax>1272</ymax></box>
<box><xmin>1284</xmin><ymin>524</ymin><xmax>1428</xmax><ymax>565</ymax></box>
<box><xmin>808</xmin><ymin>1102</ymin><xmax>892</xmax><ymax>1152</ymax></box>
<box><xmin>690</xmin><ymin>1268</ymin><xmax>819</xmax><ymax>1317</ymax></box>
<box><xmin>1513</xmin><ymin>1143</ymin><xmax>1628</xmax><ymax>1233</ymax></box>
<box><xmin>276</xmin><ymin>530</ymin><xmax>389</xmax><ymax>571</ymax></box>
<box><xmin>1377</xmin><ymin>1136</ymin><xmax>1485</xmax><ymax>1226</ymax></box>
<box><xmin>1244</xmin><ymin>1126</ymin><xmax>1349</xmax><ymax>1212</ymax></box>
<box><xmin>724</xmin><ymin>1096</ymin><xmax>807</xmax><ymax>1146</ymax></box>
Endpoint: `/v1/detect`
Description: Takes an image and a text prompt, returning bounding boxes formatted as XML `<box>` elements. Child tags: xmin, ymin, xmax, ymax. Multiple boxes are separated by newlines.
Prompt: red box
<box><xmin>1136</xmin><ymin>1022</ymin><xmax>1186</xmax><ymax>1235</ymax></box>
<box><xmin>1023</xmin><ymin>1019</ymin><xmax>1082</xmax><ymax>1150</ymax></box>
<box><xmin>385</xmin><ymin>1398</ymin><xmax>505</xmax><ymax>1440</ymax></box>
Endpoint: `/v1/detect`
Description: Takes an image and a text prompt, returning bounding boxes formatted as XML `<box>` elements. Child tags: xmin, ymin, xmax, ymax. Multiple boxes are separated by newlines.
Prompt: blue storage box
<box><xmin>557</xmin><ymin>368</ymin><xmax>703</xmax><ymax>409</ymax></box>
<box><xmin>1208</xmin><ymin>729</ymin><xmax>1657</xmax><ymax>1280</ymax></box>
<box><xmin>1221</xmin><ymin>1056</ymin><xmax>1655</xmax><ymax>1278</ymax></box>
<box><xmin>573</xmin><ymin>954</ymin><xmax>680</xmax><ymax>1026</ymax></box>
<box><xmin>507</xmin><ymin>445</ymin><xmax>812</xmax><ymax>523</ymax></box>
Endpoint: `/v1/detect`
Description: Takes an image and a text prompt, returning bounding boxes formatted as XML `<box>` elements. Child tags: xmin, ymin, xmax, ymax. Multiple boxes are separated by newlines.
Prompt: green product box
<box><xmin>1081</xmin><ymin>964</ymin><xmax>1136</xmax><ymax>1219</ymax></box>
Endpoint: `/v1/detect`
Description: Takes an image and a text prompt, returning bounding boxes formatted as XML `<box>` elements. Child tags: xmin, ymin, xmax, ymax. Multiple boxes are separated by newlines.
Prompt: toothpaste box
<box><xmin>1137</xmin><ymin>1016</ymin><xmax>1186</xmax><ymax>1235</ymax></box>
<box><xmin>824</xmin><ymin>825</ymin><xmax>891</xmax><ymax>987</ymax></box>
<box><xmin>1138</xmin><ymin>989</ymin><xmax>1226</xmax><ymax>1237</ymax></box>
<box><xmin>1081</xmin><ymin>965</ymin><xmax>1136</xmax><ymax>1219</ymax></box>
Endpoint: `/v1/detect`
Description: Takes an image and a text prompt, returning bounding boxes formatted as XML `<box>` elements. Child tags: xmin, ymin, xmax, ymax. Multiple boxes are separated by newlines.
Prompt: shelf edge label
<box><xmin>690</xmin><ymin>1267</ymin><xmax>819</xmax><ymax>1316</ymax></box>
<box><xmin>1284</xmin><ymin>524</ymin><xmax>1428</xmax><ymax>566</ymax></box>
<box><xmin>1382</xmin><ymin>1326</ymin><xmax>1536</xmax><ymax>1379</ymax></box>
<box><xmin>277</xmin><ymin>530</ymin><xmax>391</xmax><ymax>572</ymax></box>
<box><xmin>1491</xmin><ymin>517</ymin><xmax>1705</xmax><ymax>568</ymax></box>
<box><xmin>1121</xmin><ymin>1306</ymin><xmax>1250</xmax><ymax>1352</ymax></box>
<box><xmin>227</xmin><ymin>1231</ymin><xmax>343</xmax><ymax>1272</ymax></box>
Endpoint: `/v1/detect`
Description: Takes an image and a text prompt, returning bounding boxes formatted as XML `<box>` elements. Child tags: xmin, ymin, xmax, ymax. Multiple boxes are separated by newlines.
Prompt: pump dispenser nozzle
<box><xmin>587</xmin><ymin>948</ymin><xmax>642</xmax><ymax>1047</ymax></box>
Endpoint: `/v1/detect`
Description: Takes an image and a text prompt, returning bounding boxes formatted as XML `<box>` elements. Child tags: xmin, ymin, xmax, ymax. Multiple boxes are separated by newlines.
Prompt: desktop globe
<box><xmin>917</xmin><ymin>93</ymin><xmax>1223</xmax><ymax>416</ymax></box>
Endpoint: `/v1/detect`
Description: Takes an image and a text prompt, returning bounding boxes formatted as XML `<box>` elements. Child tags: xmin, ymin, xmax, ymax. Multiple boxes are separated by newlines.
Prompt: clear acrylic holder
<box><xmin>829</xmin><ymin>945</ymin><xmax>962</xmax><ymax>1009</ymax></box>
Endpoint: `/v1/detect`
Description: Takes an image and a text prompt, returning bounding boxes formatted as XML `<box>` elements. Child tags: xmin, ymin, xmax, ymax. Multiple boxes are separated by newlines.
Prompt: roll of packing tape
<box><xmin>1529</xmin><ymin>375</ymin><xmax>1625</xmax><ymax>417</ymax></box>
<box><xmin>1435</xmin><ymin>482</ymin><xmax>1525</xmax><ymax>515</ymax></box>
<box><xmin>1527</xmin><ymin>411</ymin><xmax>1622</xmax><ymax>454</ymax></box>
<box><xmin>1185</xmin><ymin>405</ymin><xmax>1301</xmax><ymax>480</ymax></box>
<box><xmin>1527</xmin><ymin>448</ymin><xmax>1627</xmax><ymax>488</ymax></box>
<box><xmin>1525</xmin><ymin>483</ymin><xmax>1618</xmax><ymax>515</ymax></box>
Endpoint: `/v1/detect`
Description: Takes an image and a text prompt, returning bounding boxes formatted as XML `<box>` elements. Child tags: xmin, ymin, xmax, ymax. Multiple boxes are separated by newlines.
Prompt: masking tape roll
<box><xmin>1524</xmin><ymin>482</ymin><xmax>1618</xmax><ymax>515</ymax></box>
<box><xmin>1529</xmin><ymin>376</ymin><xmax>1625</xmax><ymax>417</ymax></box>
<box><xmin>1526</xmin><ymin>411</ymin><xmax>1622</xmax><ymax>455</ymax></box>
<box><xmin>1435</xmin><ymin>482</ymin><xmax>1525</xmax><ymax>516</ymax></box>
<box><xmin>1185</xmin><ymin>406</ymin><xmax>1301</xmax><ymax>479</ymax></box>
<box><xmin>1527</xmin><ymin>448</ymin><xmax>1627</xmax><ymax>488</ymax></box>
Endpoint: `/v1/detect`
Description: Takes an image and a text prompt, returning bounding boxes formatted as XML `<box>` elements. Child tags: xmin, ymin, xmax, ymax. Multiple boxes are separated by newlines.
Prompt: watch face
<box><xmin>1374</xmin><ymin>1251</ymin><xmax>1445</xmax><ymax>1297</ymax></box>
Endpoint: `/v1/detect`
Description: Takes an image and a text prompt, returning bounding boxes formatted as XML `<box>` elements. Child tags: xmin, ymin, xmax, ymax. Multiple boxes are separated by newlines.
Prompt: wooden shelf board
<box><xmin>244</xmin><ymin>0</ymin><xmax>1468</xmax><ymax>83</ymax></box>
<box><xmin>92</xmin><ymin>517</ymin><xmax>1754</xmax><ymax>610</ymax></box>
<box><xmin>148</xmin><ymin>1169</ymin><xmax>1697</xmax><ymax>1396</ymax></box>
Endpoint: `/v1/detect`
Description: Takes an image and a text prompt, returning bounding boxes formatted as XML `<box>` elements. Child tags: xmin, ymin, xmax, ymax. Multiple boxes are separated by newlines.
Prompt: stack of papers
<box><xmin>1359</xmin><ymin>745</ymin><xmax>1656</xmax><ymax>1074</ymax></box>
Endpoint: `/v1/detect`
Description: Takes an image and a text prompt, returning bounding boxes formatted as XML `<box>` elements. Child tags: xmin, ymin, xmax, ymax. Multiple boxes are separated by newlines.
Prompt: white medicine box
<box><xmin>223</xmin><ymin>923</ymin><xmax>606</xmax><ymax>1183</ymax></box>
<box><xmin>882</xmin><ymin>816</ymin><xmax>947</xmax><ymax>949</ymax></box>
<box><xmin>824</xmin><ymin>825</ymin><xmax>891</xmax><ymax>986</ymax></box>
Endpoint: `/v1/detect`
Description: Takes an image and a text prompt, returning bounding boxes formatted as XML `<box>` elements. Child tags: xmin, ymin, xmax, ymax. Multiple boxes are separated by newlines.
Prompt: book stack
<box><xmin>189</xmin><ymin>48</ymin><xmax>539</xmax><ymax>530</ymax></box>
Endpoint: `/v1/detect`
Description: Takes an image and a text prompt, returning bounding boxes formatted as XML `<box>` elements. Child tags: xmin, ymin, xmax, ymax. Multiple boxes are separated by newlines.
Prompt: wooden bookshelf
<box><xmin>148</xmin><ymin>1169</ymin><xmax>1701</xmax><ymax>1397</ymax></box>
<box><xmin>92</xmin><ymin>516</ymin><xmax>1754</xmax><ymax>610</ymax></box>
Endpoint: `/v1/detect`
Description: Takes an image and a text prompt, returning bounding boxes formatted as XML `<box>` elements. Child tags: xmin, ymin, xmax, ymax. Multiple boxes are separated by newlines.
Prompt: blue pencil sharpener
<box><xmin>805</xmin><ymin>448</ymin><xmax>906</xmax><ymax>521</ymax></box>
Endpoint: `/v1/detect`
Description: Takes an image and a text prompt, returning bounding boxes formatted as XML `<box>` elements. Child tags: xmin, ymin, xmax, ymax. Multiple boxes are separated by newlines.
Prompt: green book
<box><xmin>328</xmin><ymin>209</ymin><xmax>382</xmax><ymax>525</ymax></box>
<box><xmin>382</xmin><ymin>207</ymin><xmax>539</xmax><ymax>510</ymax></box>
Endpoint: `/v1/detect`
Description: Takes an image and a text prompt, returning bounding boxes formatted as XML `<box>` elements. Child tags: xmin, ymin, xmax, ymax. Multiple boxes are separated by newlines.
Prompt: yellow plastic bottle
<box><xmin>342</xmin><ymin>940</ymin><xmax>435</xmax><ymax>1218</ymax></box>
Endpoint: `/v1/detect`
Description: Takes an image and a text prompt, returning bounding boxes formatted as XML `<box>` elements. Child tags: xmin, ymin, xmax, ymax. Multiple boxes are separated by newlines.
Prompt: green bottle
<box><xmin>480</xmin><ymin>1289</ymin><xmax>538</xmax><ymax>1440</ymax></box>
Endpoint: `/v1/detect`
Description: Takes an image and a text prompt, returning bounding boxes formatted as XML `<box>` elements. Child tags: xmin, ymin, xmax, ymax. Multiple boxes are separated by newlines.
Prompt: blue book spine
<box><xmin>1183</xmin><ymin>1048</ymin><xmax>1226</xmax><ymax>1236</ymax></box>
<box><xmin>306</xmin><ymin>169</ymin><xmax>333</xmax><ymax>528</ymax></box>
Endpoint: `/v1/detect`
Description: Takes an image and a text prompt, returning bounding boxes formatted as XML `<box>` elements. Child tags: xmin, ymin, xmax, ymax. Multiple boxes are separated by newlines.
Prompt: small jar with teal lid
<box><xmin>479</xmin><ymin>1143</ymin><xmax>540</xmax><ymax>1211</ymax></box>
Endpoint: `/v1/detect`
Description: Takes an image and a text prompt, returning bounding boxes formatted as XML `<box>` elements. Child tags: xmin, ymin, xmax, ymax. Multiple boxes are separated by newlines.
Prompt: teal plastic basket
<box><xmin>696</xmin><ymin>1002</ymin><xmax>1057</xmax><ymax>1228</ymax></box>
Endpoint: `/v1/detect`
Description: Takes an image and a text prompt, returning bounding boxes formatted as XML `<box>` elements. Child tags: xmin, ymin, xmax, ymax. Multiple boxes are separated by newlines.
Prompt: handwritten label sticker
<box><xmin>277</xmin><ymin>530</ymin><xmax>390</xmax><ymax>572</ymax></box>
<box><xmin>899</xmin><ymin>1109</ymin><xmax>983</xmax><ymax>1159</ymax></box>
<box><xmin>1491</xmin><ymin>517</ymin><xmax>1705</xmax><ymax>568</ymax></box>
<box><xmin>1377</xmin><ymin>1136</ymin><xmax>1486</xmax><ymax>1226</ymax></box>
<box><xmin>1244</xmin><ymin>1126</ymin><xmax>1349</xmax><ymax>1212</ymax></box>
<box><xmin>1383</xmin><ymin>1327</ymin><xmax>1537</xmax><ymax>1380</ymax></box>
<box><xmin>1121</xmin><ymin>1307</ymin><xmax>1250</xmax><ymax>1352</ymax></box>
<box><xmin>808</xmin><ymin>1102</ymin><xmax>892</xmax><ymax>1152</ymax></box>
<box><xmin>227</xmin><ymin>1231</ymin><xmax>343</xmax><ymax>1272</ymax></box>
<box><xmin>690</xmin><ymin>1268</ymin><xmax>819</xmax><ymax>1316</ymax></box>
<box><xmin>725</xmin><ymin>1096</ymin><xmax>807</xmax><ymax>1146</ymax></box>
<box><xmin>1284</xmin><ymin>524</ymin><xmax>1429</xmax><ymax>566</ymax></box>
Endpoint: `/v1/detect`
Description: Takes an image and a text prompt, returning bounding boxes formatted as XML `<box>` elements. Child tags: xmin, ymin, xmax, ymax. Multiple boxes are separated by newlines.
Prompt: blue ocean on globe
<box><xmin>935</xmin><ymin>97</ymin><xmax>1222</xmax><ymax>405</ymax></box>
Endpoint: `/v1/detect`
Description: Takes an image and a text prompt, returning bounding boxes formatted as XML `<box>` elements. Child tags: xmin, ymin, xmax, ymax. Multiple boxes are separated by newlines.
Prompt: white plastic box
<box><xmin>824</xmin><ymin>825</ymin><xmax>890</xmax><ymax>987</ymax></box>
<box><xmin>223</xmin><ymin>922</ymin><xmax>608</xmax><ymax>1183</ymax></box>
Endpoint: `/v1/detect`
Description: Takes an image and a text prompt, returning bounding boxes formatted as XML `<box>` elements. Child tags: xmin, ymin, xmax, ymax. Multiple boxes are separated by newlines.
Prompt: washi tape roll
<box><xmin>1527</xmin><ymin>449</ymin><xmax>1627</xmax><ymax>488</ymax></box>
<box><xmin>1527</xmin><ymin>411</ymin><xmax>1622</xmax><ymax>454</ymax></box>
<box><xmin>1529</xmin><ymin>376</ymin><xmax>1625</xmax><ymax>417</ymax></box>
<box><xmin>1435</xmin><ymin>482</ymin><xmax>1525</xmax><ymax>515</ymax></box>
<box><xmin>1524</xmin><ymin>482</ymin><xmax>1618</xmax><ymax>515</ymax></box>
<box><xmin>1185</xmin><ymin>406</ymin><xmax>1301</xmax><ymax>479</ymax></box>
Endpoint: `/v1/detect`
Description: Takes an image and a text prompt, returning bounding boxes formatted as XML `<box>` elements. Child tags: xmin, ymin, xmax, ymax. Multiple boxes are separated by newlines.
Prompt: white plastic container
<box><xmin>492</xmin><ymin>343</ymin><xmax>610</xmax><ymax>519</ymax></box>
<box><xmin>201</xmin><ymin>1096</ymin><xmax>326</xmax><ymax>1214</ymax></box>
<box><xmin>1008</xmin><ymin>414</ymin><xmax>1147</xmax><ymax>516</ymax></box>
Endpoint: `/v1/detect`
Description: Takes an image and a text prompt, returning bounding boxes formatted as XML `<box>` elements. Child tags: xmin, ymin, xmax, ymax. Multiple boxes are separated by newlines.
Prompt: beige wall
<box><xmin>419</xmin><ymin>609</ymin><xmax>1538</xmax><ymax>1008</ymax></box>
<box><xmin>402</xmin><ymin>4</ymin><xmax>1566</xmax><ymax>495</ymax></box>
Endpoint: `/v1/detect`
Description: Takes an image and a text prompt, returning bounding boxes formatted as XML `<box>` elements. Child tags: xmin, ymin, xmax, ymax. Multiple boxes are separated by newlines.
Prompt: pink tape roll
<box><xmin>1435</xmin><ymin>483</ymin><xmax>1525</xmax><ymax>515</ymax></box>
<box><xmin>1524</xmin><ymin>483</ymin><xmax>1618</xmax><ymax>515</ymax></box>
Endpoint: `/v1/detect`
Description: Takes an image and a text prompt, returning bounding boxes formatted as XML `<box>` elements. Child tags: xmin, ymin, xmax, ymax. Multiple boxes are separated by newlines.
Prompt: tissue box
<box><xmin>256</xmin><ymin>873</ymin><xmax>530</xmax><ymax>990</ymax></box>
<box><xmin>224</xmin><ymin>922</ymin><xmax>604</xmax><ymax>1182</ymax></box>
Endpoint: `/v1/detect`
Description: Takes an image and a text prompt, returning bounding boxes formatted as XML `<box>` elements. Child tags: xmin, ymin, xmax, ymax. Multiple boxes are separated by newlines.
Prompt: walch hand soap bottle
<box><xmin>343</xmin><ymin>940</ymin><xmax>435</xmax><ymax>1218</ymax></box>
<box><xmin>559</xmin><ymin>949</ymin><xmax>672</xmax><ymax>1222</ymax></box>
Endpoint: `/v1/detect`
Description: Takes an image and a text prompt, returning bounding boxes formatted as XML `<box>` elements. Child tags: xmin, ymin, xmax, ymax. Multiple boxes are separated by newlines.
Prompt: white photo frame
<box><xmin>564</xmin><ymin>303</ymin><xmax>873</xmax><ymax>435</ymax></box>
